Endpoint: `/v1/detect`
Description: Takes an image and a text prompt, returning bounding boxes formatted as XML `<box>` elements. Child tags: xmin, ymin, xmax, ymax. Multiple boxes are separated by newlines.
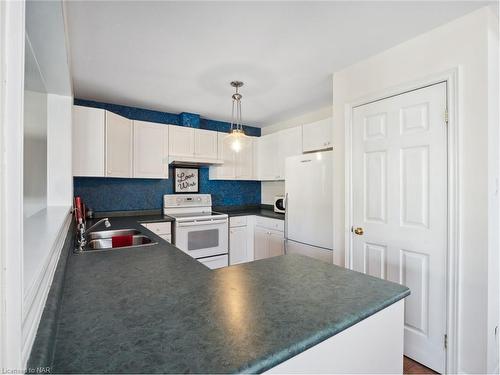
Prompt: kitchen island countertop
<box><xmin>30</xmin><ymin>215</ymin><xmax>409</xmax><ymax>374</ymax></box>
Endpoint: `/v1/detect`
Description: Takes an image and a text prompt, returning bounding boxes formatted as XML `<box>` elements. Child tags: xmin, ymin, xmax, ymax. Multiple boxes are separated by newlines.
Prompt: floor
<box><xmin>404</xmin><ymin>356</ymin><xmax>438</xmax><ymax>374</ymax></box>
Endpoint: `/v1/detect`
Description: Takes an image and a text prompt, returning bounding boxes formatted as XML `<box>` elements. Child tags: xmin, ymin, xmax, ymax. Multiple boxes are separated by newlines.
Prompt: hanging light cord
<box><xmin>231</xmin><ymin>84</ymin><xmax>243</xmax><ymax>133</ymax></box>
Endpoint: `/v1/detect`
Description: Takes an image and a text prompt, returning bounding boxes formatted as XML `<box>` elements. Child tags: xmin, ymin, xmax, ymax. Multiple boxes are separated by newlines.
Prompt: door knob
<box><xmin>353</xmin><ymin>227</ymin><xmax>364</xmax><ymax>236</ymax></box>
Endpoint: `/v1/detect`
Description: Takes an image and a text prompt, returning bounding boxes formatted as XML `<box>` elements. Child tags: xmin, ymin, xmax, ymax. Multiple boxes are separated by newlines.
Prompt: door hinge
<box><xmin>444</xmin><ymin>334</ymin><xmax>448</xmax><ymax>349</ymax></box>
<box><xmin>444</xmin><ymin>109</ymin><xmax>449</xmax><ymax>125</ymax></box>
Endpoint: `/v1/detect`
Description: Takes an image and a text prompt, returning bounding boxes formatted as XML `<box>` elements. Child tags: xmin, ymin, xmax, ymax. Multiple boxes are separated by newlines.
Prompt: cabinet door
<box><xmin>302</xmin><ymin>117</ymin><xmax>332</xmax><ymax>153</ymax></box>
<box><xmin>276</xmin><ymin>127</ymin><xmax>302</xmax><ymax>179</ymax></box>
<box><xmin>195</xmin><ymin>129</ymin><xmax>218</xmax><ymax>159</ymax></box>
<box><xmin>256</xmin><ymin>133</ymin><xmax>279</xmax><ymax>180</ymax></box>
<box><xmin>106</xmin><ymin>111</ymin><xmax>132</xmax><ymax>177</ymax></box>
<box><xmin>254</xmin><ymin>226</ymin><xmax>269</xmax><ymax>260</ymax></box>
<box><xmin>133</xmin><ymin>121</ymin><xmax>169</xmax><ymax>178</ymax></box>
<box><xmin>235</xmin><ymin>136</ymin><xmax>254</xmax><ymax>179</ymax></box>
<box><xmin>230</xmin><ymin>226</ymin><xmax>249</xmax><ymax>265</ymax></box>
<box><xmin>169</xmin><ymin>126</ymin><xmax>194</xmax><ymax>157</ymax></box>
<box><xmin>210</xmin><ymin>132</ymin><xmax>235</xmax><ymax>179</ymax></box>
<box><xmin>72</xmin><ymin>106</ymin><xmax>105</xmax><ymax>176</ymax></box>
<box><xmin>268</xmin><ymin>229</ymin><xmax>285</xmax><ymax>258</ymax></box>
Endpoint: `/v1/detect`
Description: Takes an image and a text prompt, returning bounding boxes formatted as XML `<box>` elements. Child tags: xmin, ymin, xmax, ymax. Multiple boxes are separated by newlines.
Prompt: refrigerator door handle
<box><xmin>284</xmin><ymin>192</ymin><xmax>289</xmax><ymax>254</ymax></box>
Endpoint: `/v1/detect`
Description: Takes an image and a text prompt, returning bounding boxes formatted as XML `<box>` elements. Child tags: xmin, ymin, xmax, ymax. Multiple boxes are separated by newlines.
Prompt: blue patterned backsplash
<box><xmin>73</xmin><ymin>99</ymin><xmax>261</xmax><ymax>212</ymax></box>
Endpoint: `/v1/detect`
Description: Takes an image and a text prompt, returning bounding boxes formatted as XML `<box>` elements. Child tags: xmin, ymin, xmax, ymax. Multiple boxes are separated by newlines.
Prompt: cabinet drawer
<box><xmin>255</xmin><ymin>216</ymin><xmax>284</xmax><ymax>232</ymax></box>
<box><xmin>230</xmin><ymin>216</ymin><xmax>247</xmax><ymax>227</ymax></box>
<box><xmin>143</xmin><ymin>221</ymin><xmax>171</xmax><ymax>235</ymax></box>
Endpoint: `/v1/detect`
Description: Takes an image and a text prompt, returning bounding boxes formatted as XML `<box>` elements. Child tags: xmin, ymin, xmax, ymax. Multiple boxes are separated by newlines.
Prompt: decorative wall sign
<box><xmin>174</xmin><ymin>168</ymin><xmax>199</xmax><ymax>193</ymax></box>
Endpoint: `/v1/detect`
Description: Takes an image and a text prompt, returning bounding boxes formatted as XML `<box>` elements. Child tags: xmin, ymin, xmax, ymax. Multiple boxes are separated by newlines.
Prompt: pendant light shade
<box><xmin>227</xmin><ymin>81</ymin><xmax>247</xmax><ymax>153</ymax></box>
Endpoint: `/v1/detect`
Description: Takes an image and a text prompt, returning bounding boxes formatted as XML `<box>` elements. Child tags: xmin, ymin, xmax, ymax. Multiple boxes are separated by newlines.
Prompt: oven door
<box><xmin>174</xmin><ymin>218</ymin><xmax>228</xmax><ymax>259</ymax></box>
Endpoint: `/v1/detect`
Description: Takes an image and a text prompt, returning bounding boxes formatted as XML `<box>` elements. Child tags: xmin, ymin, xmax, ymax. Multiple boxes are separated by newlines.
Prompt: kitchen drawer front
<box><xmin>143</xmin><ymin>221</ymin><xmax>171</xmax><ymax>235</ymax></box>
<box><xmin>255</xmin><ymin>216</ymin><xmax>284</xmax><ymax>232</ymax></box>
<box><xmin>230</xmin><ymin>216</ymin><xmax>247</xmax><ymax>228</ymax></box>
<box><xmin>160</xmin><ymin>234</ymin><xmax>172</xmax><ymax>243</ymax></box>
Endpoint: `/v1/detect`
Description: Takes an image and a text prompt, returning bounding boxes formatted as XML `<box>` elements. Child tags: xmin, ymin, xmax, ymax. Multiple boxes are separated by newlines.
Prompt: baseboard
<box><xmin>21</xmin><ymin>211</ymin><xmax>71</xmax><ymax>366</ymax></box>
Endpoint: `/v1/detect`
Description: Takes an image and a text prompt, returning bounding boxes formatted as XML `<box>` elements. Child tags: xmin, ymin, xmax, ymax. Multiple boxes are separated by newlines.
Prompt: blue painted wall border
<box><xmin>74</xmin><ymin>98</ymin><xmax>261</xmax><ymax>136</ymax></box>
<box><xmin>73</xmin><ymin>99</ymin><xmax>261</xmax><ymax>211</ymax></box>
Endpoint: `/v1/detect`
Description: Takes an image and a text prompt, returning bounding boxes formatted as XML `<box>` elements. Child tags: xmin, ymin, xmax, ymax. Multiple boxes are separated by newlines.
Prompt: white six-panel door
<box><xmin>351</xmin><ymin>83</ymin><xmax>447</xmax><ymax>373</ymax></box>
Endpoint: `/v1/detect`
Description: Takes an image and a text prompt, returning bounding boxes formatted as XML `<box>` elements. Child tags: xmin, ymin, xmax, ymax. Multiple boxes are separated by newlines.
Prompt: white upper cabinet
<box><xmin>195</xmin><ymin>128</ymin><xmax>218</xmax><ymax>160</ymax></box>
<box><xmin>256</xmin><ymin>133</ymin><xmax>279</xmax><ymax>180</ymax></box>
<box><xmin>169</xmin><ymin>125</ymin><xmax>195</xmax><ymax>157</ymax></box>
<box><xmin>256</xmin><ymin>127</ymin><xmax>302</xmax><ymax>180</ymax></box>
<box><xmin>169</xmin><ymin>126</ymin><xmax>219</xmax><ymax>161</ymax></box>
<box><xmin>276</xmin><ymin>126</ymin><xmax>302</xmax><ymax>178</ymax></box>
<box><xmin>73</xmin><ymin>106</ymin><xmax>105</xmax><ymax>177</ymax></box>
<box><xmin>235</xmin><ymin>136</ymin><xmax>254</xmax><ymax>179</ymax></box>
<box><xmin>210</xmin><ymin>132</ymin><xmax>235</xmax><ymax>179</ymax></box>
<box><xmin>302</xmin><ymin>117</ymin><xmax>332</xmax><ymax>153</ymax></box>
<box><xmin>133</xmin><ymin>120</ymin><xmax>169</xmax><ymax>179</ymax></box>
<box><xmin>209</xmin><ymin>132</ymin><xmax>255</xmax><ymax>180</ymax></box>
<box><xmin>105</xmin><ymin>111</ymin><xmax>133</xmax><ymax>178</ymax></box>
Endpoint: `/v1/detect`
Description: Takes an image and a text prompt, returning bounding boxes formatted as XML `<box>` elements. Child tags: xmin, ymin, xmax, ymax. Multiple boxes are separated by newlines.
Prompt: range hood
<box><xmin>168</xmin><ymin>156</ymin><xmax>223</xmax><ymax>167</ymax></box>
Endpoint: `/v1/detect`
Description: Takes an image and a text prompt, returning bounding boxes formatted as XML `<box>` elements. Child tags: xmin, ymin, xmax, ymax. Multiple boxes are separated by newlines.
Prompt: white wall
<box><xmin>331</xmin><ymin>7</ymin><xmax>498</xmax><ymax>374</ymax></box>
<box><xmin>261</xmin><ymin>105</ymin><xmax>332</xmax><ymax>204</ymax></box>
<box><xmin>486</xmin><ymin>6</ymin><xmax>499</xmax><ymax>374</ymax></box>
<box><xmin>23</xmin><ymin>90</ymin><xmax>47</xmax><ymax>218</ymax></box>
<box><xmin>47</xmin><ymin>94</ymin><xmax>73</xmax><ymax>207</ymax></box>
<box><xmin>261</xmin><ymin>105</ymin><xmax>332</xmax><ymax>136</ymax></box>
<box><xmin>1</xmin><ymin>0</ymin><xmax>25</xmax><ymax>369</ymax></box>
<box><xmin>23</xmin><ymin>34</ymin><xmax>47</xmax><ymax>218</ymax></box>
<box><xmin>17</xmin><ymin>0</ymin><xmax>73</xmax><ymax>368</ymax></box>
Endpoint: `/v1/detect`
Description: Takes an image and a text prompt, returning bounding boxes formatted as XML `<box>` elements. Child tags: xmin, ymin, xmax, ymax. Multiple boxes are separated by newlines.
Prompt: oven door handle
<box><xmin>177</xmin><ymin>219</ymin><xmax>228</xmax><ymax>227</ymax></box>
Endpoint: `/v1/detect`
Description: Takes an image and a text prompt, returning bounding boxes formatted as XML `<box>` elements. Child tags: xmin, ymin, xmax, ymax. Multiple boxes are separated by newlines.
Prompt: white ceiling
<box><xmin>65</xmin><ymin>1</ymin><xmax>490</xmax><ymax>127</ymax></box>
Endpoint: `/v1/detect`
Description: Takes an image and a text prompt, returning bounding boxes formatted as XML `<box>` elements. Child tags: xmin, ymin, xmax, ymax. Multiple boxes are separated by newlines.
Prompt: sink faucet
<box><xmin>75</xmin><ymin>217</ymin><xmax>111</xmax><ymax>253</ymax></box>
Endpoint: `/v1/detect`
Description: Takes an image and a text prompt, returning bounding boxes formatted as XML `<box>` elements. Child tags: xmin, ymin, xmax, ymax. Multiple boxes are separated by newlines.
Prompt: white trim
<box><xmin>0</xmin><ymin>0</ymin><xmax>4</xmax><ymax>368</ymax></box>
<box><xmin>343</xmin><ymin>68</ymin><xmax>460</xmax><ymax>374</ymax></box>
<box><xmin>21</xmin><ymin>210</ymin><xmax>71</xmax><ymax>365</ymax></box>
<box><xmin>0</xmin><ymin>0</ymin><xmax>25</xmax><ymax>369</ymax></box>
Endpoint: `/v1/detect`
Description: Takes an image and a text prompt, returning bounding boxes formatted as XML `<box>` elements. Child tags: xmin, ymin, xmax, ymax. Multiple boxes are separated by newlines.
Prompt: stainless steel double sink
<box><xmin>84</xmin><ymin>229</ymin><xmax>157</xmax><ymax>251</ymax></box>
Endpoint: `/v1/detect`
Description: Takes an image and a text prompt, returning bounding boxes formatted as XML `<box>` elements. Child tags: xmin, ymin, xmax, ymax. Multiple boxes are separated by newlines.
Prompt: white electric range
<box><xmin>163</xmin><ymin>194</ymin><xmax>228</xmax><ymax>269</ymax></box>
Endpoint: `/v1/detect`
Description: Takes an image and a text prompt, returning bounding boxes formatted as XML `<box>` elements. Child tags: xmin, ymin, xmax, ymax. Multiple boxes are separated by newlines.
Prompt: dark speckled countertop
<box><xmin>32</xmin><ymin>215</ymin><xmax>409</xmax><ymax>374</ymax></box>
<box><xmin>214</xmin><ymin>205</ymin><xmax>285</xmax><ymax>220</ymax></box>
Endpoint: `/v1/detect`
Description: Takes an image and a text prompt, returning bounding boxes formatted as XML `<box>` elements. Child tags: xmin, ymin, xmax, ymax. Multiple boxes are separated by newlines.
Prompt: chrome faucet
<box><xmin>75</xmin><ymin>217</ymin><xmax>111</xmax><ymax>253</ymax></box>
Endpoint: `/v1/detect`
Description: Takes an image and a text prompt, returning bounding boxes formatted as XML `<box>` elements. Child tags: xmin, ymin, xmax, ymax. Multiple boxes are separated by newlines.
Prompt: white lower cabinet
<box><xmin>230</xmin><ymin>226</ymin><xmax>250</xmax><ymax>265</ymax></box>
<box><xmin>254</xmin><ymin>221</ymin><xmax>284</xmax><ymax>260</ymax></box>
<box><xmin>268</xmin><ymin>230</ymin><xmax>285</xmax><ymax>257</ymax></box>
<box><xmin>254</xmin><ymin>226</ymin><xmax>269</xmax><ymax>260</ymax></box>
<box><xmin>229</xmin><ymin>216</ymin><xmax>253</xmax><ymax>265</ymax></box>
<box><xmin>141</xmin><ymin>221</ymin><xmax>171</xmax><ymax>243</ymax></box>
<box><xmin>229</xmin><ymin>216</ymin><xmax>284</xmax><ymax>264</ymax></box>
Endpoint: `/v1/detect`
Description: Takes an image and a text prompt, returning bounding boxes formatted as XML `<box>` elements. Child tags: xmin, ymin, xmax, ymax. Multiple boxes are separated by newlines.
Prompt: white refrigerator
<box><xmin>285</xmin><ymin>151</ymin><xmax>333</xmax><ymax>263</ymax></box>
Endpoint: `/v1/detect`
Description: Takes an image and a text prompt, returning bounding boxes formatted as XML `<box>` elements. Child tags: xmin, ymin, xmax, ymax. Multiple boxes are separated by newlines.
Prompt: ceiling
<box><xmin>65</xmin><ymin>1</ymin><xmax>491</xmax><ymax>127</ymax></box>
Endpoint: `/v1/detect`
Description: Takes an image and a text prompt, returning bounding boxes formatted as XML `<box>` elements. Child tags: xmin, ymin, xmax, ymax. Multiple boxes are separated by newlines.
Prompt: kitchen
<box><xmin>1</xmin><ymin>1</ymin><xmax>499</xmax><ymax>374</ymax></box>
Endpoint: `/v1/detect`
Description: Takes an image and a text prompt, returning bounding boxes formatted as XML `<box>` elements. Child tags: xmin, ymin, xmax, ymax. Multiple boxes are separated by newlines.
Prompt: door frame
<box><xmin>344</xmin><ymin>68</ymin><xmax>460</xmax><ymax>374</ymax></box>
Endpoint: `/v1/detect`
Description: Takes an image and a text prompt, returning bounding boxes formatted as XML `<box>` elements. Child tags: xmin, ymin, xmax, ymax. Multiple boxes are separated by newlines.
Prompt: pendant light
<box><xmin>227</xmin><ymin>81</ymin><xmax>246</xmax><ymax>152</ymax></box>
